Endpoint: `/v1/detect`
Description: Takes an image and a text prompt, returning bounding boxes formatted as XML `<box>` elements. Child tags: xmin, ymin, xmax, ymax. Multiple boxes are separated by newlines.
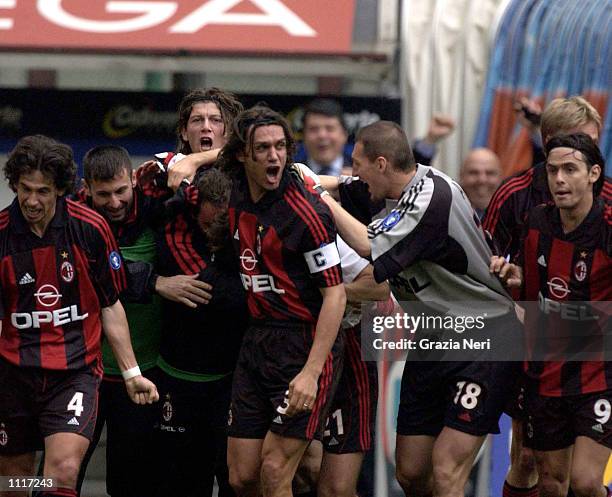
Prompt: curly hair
<box><xmin>216</xmin><ymin>105</ymin><xmax>296</xmax><ymax>178</ymax></box>
<box><xmin>4</xmin><ymin>134</ymin><xmax>76</xmax><ymax>194</ymax></box>
<box><xmin>176</xmin><ymin>88</ymin><xmax>244</xmax><ymax>154</ymax></box>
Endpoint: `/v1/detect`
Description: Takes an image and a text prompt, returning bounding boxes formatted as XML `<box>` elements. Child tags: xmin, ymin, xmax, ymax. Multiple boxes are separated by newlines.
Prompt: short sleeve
<box><xmin>296</xmin><ymin>194</ymin><xmax>343</xmax><ymax>289</ymax></box>
<box><xmin>370</xmin><ymin>175</ymin><xmax>448</xmax><ymax>283</ymax></box>
<box><xmin>336</xmin><ymin>235</ymin><xmax>368</xmax><ymax>284</ymax></box>
<box><xmin>85</xmin><ymin>216</ymin><xmax>127</xmax><ymax>308</ymax></box>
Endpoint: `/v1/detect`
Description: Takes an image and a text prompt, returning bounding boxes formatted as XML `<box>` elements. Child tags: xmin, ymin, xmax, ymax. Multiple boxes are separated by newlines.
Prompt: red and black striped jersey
<box><xmin>0</xmin><ymin>197</ymin><xmax>126</xmax><ymax>370</ymax></box>
<box><xmin>483</xmin><ymin>162</ymin><xmax>612</xmax><ymax>259</ymax></box>
<box><xmin>520</xmin><ymin>198</ymin><xmax>612</xmax><ymax>396</ymax></box>
<box><xmin>229</xmin><ymin>171</ymin><xmax>342</xmax><ymax>323</ymax></box>
<box><xmin>156</xmin><ymin>197</ymin><xmax>248</xmax><ymax>376</ymax></box>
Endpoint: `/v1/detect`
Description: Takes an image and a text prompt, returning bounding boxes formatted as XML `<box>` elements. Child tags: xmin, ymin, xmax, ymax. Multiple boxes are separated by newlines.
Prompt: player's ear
<box><xmin>236</xmin><ymin>151</ymin><xmax>246</xmax><ymax>164</ymax></box>
<box><xmin>180</xmin><ymin>126</ymin><xmax>188</xmax><ymax>144</ymax></box>
<box><xmin>83</xmin><ymin>179</ymin><xmax>92</xmax><ymax>196</ymax></box>
<box><xmin>376</xmin><ymin>156</ymin><xmax>388</xmax><ymax>173</ymax></box>
<box><xmin>589</xmin><ymin>164</ymin><xmax>601</xmax><ymax>184</ymax></box>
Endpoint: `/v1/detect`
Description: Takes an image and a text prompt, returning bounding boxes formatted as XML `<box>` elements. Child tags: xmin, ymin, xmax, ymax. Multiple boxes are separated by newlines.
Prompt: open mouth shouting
<box><xmin>24</xmin><ymin>208</ymin><xmax>43</xmax><ymax>221</ymax></box>
<box><xmin>265</xmin><ymin>165</ymin><xmax>282</xmax><ymax>186</ymax></box>
<box><xmin>200</xmin><ymin>137</ymin><xmax>214</xmax><ymax>151</ymax></box>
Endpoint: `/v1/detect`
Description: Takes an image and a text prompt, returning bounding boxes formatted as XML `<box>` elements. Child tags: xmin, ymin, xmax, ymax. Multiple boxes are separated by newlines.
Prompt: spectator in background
<box><xmin>302</xmin><ymin>99</ymin><xmax>350</xmax><ymax>176</ymax></box>
<box><xmin>459</xmin><ymin>148</ymin><xmax>502</xmax><ymax>219</ymax></box>
<box><xmin>411</xmin><ymin>113</ymin><xmax>457</xmax><ymax>166</ymax></box>
<box><xmin>514</xmin><ymin>96</ymin><xmax>545</xmax><ymax>166</ymax></box>
<box><xmin>302</xmin><ymin>98</ymin><xmax>456</xmax><ymax>177</ymax></box>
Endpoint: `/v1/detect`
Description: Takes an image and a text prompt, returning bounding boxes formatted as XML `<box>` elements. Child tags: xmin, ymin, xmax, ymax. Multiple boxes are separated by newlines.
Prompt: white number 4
<box><xmin>67</xmin><ymin>392</ymin><xmax>84</xmax><ymax>417</ymax></box>
<box><xmin>453</xmin><ymin>381</ymin><xmax>482</xmax><ymax>410</ymax></box>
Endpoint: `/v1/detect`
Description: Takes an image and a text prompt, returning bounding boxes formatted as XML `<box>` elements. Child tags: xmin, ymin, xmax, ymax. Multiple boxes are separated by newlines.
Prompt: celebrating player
<box><xmin>491</xmin><ymin>133</ymin><xmax>611</xmax><ymax>497</ymax></box>
<box><xmin>75</xmin><ymin>145</ymin><xmax>204</xmax><ymax>497</ymax></box>
<box><xmin>0</xmin><ymin>135</ymin><xmax>157</xmax><ymax>497</ymax></box>
<box><xmin>320</xmin><ymin>121</ymin><xmax>521</xmax><ymax>497</ymax></box>
<box><xmin>483</xmin><ymin>96</ymin><xmax>612</xmax><ymax>497</ymax></box>
<box><xmin>218</xmin><ymin>105</ymin><xmax>345</xmax><ymax>497</ymax></box>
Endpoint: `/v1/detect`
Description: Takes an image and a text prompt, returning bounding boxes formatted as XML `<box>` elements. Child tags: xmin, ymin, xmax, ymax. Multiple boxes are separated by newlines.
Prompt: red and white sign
<box><xmin>0</xmin><ymin>0</ymin><xmax>355</xmax><ymax>54</ymax></box>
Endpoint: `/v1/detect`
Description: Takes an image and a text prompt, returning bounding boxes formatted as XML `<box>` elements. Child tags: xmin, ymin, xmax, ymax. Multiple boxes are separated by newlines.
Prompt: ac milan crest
<box><xmin>574</xmin><ymin>260</ymin><xmax>588</xmax><ymax>282</ymax></box>
<box><xmin>162</xmin><ymin>396</ymin><xmax>173</xmax><ymax>422</ymax></box>
<box><xmin>61</xmin><ymin>261</ymin><xmax>74</xmax><ymax>283</ymax></box>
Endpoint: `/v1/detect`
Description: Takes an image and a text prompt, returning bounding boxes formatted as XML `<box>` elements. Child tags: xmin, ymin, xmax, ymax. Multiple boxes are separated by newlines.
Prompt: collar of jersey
<box><xmin>400</xmin><ymin>163</ymin><xmax>428</xmax><ymax>198</ymax></box>
<box><xmin>10</xmin><ymin>195</ymin><xmax>68</xmax><ymax>234</ymax></box>
<box><xmin>550</xmin><ymin>196</ymin><xmax>604</xmax><ymax>239</ymax></box>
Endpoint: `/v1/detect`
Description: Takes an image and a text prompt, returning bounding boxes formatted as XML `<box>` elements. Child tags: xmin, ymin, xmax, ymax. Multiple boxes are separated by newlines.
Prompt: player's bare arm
<box><xmin>101</xmin><ymin>300</ymin><xmax>159</xmax><ymax>404</ymax></box>
<box><xmin>286</xmin><ymin>284</ymin><xmax>346</xmax><ymax>417</ymax></box>
<box><xmin>322</xmin><ymin>195</ymin><xmax>370</xmax><ymax>257</ymax></box>
<box><xmin>345</xmin><ymin>264</ymin><xmax>390</xmax><ymax>304</ymax></box>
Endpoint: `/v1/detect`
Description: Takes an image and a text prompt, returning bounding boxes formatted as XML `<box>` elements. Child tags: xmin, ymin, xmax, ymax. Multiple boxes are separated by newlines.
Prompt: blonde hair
<box><xmin>541</xmin><ymin>96</ymin><xmax>602</xmax><ymax>142</ymax></box>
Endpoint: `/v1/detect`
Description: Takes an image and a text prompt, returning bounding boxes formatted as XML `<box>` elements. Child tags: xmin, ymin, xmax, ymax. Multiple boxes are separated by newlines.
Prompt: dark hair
<box><xmin>356</xmin><ymin>121</ymin><xmax>415</xmax><ymax>172</ymax></box>
<box><xmin>4</xmin><ymin>134</ymin><xmax>76</xmax><ymax>194</ymax></box>
<box><xmin>217</xmin><ymin>105</ymin><xmax>296</xmax><ymax>177</ymax></box>
<box><xmin>177</xmin><ymin>88</ymin><xmax>244</xmax><ymax>154</ymax></box>
<box><xmin>545</xmin><ymin>132</ymin><xmax>605</xmax><ymax>196</ymax></box>
<box><xmin>302</xmin><ymin>98</ymin><xmax>347</xmax><ymax>130</ymax></box>
<box><xmin>196</xmin><ymin>168</ymin><xmax>232</xmax><ymax>252</ymax></box>
<box><xmin>83</xmin><ymin>145</ymin><xmax>132</xmax><ymax>183</ymax></box>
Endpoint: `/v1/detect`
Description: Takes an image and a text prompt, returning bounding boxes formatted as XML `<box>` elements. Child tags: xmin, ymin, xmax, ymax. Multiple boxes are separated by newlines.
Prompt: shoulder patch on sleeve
<box><xmin>109</xmin><ymin>251</ymin><xmax>122</xmax><ymax>270</ymax></box>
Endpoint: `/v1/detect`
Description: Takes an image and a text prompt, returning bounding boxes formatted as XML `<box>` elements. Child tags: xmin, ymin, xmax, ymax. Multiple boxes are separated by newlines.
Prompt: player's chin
<box><xmin>553</xmin><ymin>194</ymin><xmax>574</xmax><ymax>208</ymax></box>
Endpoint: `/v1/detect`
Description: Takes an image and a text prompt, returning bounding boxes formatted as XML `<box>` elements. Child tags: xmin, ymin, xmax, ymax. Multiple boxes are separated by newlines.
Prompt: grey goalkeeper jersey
<box><xmin>369</xmin><ymin>164</ymin><xmax>513</xmax><ymax>318</ymax></box>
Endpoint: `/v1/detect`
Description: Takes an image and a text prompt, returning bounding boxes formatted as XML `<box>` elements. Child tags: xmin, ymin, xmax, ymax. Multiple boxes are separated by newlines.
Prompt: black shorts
<box><xmin>101</xmin><ymin>369</ymin><xmax>161</xmax><ymax>496</ymax></box>
<box><xmin>322</xmin><ymin>327</ymin><xmax>378</xmax><ymax>454</ymax></box>
<box><xmin>397</xmin><ymin>360</ymin><xmax>518</xmax><ymax>437</ymax></box>
<box><xmin>155</xmin><ymin>369</ymin><xmax>233</xmax><ymax>497</ymax></box>
<box><xmin>504</xmin><ymin>372</ymin><xmax>527</xmax><ymax>421</ymax></box>
<box><xmin>228</xmin><ymin>321</ymin><xmax>343</xmax><ymax>441</ymax></box>
<box><xmin>157</xmin><ymin>369</ymin><xmax>232</xmax><ymax>437</ymax></box>
<box><xmin>0</xmin><ymin>357</ymin><xmax>100</xmax><ymax>454</ymax></box>
<box><xmin>524</xmin><ymin>387</ymin><xmax>612</xmax><ymax>451</ymax></box>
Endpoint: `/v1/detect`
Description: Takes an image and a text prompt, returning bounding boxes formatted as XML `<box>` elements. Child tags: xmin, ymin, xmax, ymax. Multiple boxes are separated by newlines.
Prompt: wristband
<box><xmin>338</xmin><ymin>175</ymin><xmax>358</xmax><ymax>185</ymax></box>
<box><xmin>122</xmin><ymin>366</ymin><xmax>142</xmax><ymax>380</ymax></box>
<box><xmin>314</xmin><ymin>184</ymin><xmax>329</xmax><ymax>197</ymax></box>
